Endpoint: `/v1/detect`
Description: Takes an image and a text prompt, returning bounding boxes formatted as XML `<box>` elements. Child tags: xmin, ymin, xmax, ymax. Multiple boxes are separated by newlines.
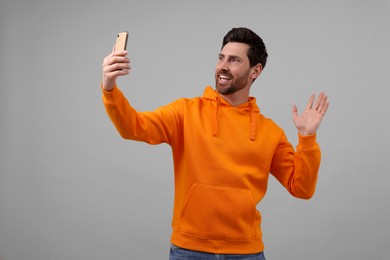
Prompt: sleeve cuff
<box><xmin>298</xmin><ymin>133</ymin><xmax>317</xmax><ymax>149</ymax></box>
<box><xmin>100</xmin><ymin>83</ymin><xmax>122</xmax><ymax>101</ymax></box>
<box><xmin>100</xmin><ymin>83</ymin><xmax>117</xmax><ymax>92</ymax></box>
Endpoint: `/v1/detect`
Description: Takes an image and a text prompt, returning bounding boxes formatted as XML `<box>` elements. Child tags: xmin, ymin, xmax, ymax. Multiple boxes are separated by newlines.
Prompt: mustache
<box><xmin>216</xmin><ymin>69</ymin><xmax>233</xmax><ymax>78</ymax></box>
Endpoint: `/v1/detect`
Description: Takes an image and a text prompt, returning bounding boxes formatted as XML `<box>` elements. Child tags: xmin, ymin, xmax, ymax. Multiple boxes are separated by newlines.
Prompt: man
<box><xmin>101</xmin><ymin>27</ymin><xmax>329</xmax><ymax>259</ymax></box>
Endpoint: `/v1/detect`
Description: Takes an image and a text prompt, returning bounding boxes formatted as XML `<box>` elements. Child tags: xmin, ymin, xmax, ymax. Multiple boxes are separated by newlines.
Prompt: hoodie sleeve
<box><xmin>102</xmin><ymin>86</ymin><xmax>181</xmax><ymax>145</ymax></box>
<box><xmin>270</xmin><ymin>132</ymin><xmax>321</xmax><ymax>199</ymax></box>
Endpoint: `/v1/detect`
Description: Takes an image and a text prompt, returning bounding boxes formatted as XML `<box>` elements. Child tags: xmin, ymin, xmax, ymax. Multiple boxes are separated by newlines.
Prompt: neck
<box><xmin>219</xmin><ymin>87</ymin><xmax>250</xmax><ymax>106</ymax></box>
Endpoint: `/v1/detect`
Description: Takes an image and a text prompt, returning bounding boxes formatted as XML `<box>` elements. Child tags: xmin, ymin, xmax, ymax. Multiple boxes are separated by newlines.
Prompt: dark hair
<box><xmin>222</xmin><ymin>27</ymin><xmax>268</xmax><ymax>69</ymax></box>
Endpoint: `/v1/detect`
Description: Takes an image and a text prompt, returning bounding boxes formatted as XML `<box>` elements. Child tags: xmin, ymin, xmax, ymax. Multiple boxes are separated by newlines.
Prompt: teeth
<box><xmin>220</xmin><ymin>76</ymin><xmax>231</xmax><ymax>80</ymax></box>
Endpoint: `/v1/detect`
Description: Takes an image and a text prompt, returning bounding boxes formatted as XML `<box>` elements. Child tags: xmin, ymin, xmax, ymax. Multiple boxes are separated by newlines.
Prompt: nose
<box><xmin>217</xmin><ymin>59</ymin><xmax>229</xmax><ymax>72</ymax></box>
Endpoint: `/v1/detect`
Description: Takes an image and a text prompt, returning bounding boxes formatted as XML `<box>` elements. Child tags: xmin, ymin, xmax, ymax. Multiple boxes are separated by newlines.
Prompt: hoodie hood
<box><xmin>202</xmin><ymin>86</ymin><xmax>260</xmax><ymax>141</ymax></box>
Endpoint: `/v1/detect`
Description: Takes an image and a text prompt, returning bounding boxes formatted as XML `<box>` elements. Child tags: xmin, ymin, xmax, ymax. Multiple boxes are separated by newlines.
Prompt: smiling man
<box><xmin>101</xmin><ymin>27</ymin><xmax>329</xmax><ymax>259</ymax></box>
<box><xmin>216</xmin><ymin>41</ymin><xmax>262</xmax><ymax>106</ymax></box>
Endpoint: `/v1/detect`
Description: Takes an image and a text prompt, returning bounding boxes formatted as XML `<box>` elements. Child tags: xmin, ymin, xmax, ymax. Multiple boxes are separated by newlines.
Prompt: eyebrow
<box><xmin>219</xmin><ymin>53</ymin><xmax>242</xmax><ymax>60</ymax></box>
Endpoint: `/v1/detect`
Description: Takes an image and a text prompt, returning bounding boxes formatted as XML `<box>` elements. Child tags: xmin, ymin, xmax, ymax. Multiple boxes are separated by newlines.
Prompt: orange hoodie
<box><xmin>102</xmin><ymin>85</ymin><xmax>321</xmax><ymax>254</ymax></box>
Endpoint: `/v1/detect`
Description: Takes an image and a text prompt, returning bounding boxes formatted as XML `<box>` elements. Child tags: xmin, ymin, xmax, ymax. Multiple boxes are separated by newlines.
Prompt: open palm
<box><xmin>292</xmin><ymin>93</ymin><xmax>329</xmax><ymax>136</ymax></box>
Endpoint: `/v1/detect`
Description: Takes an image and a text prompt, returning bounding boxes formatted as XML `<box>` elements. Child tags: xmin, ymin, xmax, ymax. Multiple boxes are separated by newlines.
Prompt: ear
<box><xmin>251</xmin><ymin>63</ymin><xmax>263</xmax><ymax>80</ymax></box>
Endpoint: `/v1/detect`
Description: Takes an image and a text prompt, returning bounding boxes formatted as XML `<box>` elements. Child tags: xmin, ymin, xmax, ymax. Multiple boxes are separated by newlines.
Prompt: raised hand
<box><xmin>102</xmin><ymin>46</ymin><xmax>130</xmax><ymax>91</ymax></box>
<box><xmin>292</xmin><ymin>92</ymin><xmax>330</xmax><ymax>136</ymax></box>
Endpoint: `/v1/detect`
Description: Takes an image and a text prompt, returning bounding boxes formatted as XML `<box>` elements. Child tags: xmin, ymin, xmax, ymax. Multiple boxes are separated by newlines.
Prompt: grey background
<box><xmin>0</xmin><ymin>0</ymin><xmax>389</xmax><ymax>259</ymax></box>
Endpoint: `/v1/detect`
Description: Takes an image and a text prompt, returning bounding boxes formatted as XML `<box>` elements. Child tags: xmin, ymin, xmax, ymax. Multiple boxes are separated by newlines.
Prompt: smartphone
<box><xmin>115</xmin><ymin>31</ymin><xmax>128</xmax><ymax>51</ymax></box>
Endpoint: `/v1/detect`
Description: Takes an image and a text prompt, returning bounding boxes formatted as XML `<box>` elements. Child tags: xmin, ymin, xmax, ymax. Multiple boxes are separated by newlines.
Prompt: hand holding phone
<box><xmin>102</xmin><ymin>31</ymin><xmax>130</xmax><ymax>91</ymax></box>
<box><xmin>115</xmin><ymin>31</ymin><xmax>128</xmax><ymax>51</ymax></box>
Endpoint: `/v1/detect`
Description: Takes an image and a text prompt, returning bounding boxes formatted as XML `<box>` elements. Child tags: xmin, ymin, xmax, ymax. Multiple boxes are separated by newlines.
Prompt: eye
<box><xmin>218</xmin><ymin>54</ymin><xmax>224</xmax><ymax>61</ymax></box>
<box><xmin>230</xmin><ymin>57</ymin><xmax>240</xmax><ymax>63</ymax></box>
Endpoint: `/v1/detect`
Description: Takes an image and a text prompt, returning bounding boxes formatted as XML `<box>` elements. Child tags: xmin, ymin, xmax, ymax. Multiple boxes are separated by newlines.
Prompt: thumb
<box><xmin>292</xmin><ymin>104</ymin><xmax>300</xmax><ymax>126</ymax></box>
<box><xmin>292</xmin><ymin>104</ymin><xmax>298</xmax><ymax>118</ymax></box>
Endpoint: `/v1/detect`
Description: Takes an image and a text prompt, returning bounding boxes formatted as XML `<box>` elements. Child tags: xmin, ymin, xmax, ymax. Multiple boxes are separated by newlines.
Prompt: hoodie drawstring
<box><xmin>213</xmin><ymin>97</ymin><xmax>221</xmax><ymax>137</ymax></box>
<box><xmin>249</xmin><ymin>102</ymin><xmax>256</xmax><ymax>141</ymax></box>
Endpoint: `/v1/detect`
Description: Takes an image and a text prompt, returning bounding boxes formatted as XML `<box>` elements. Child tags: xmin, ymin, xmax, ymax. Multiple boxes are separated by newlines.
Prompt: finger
<box><xmin>107</xmin><ymin>69</ymin><xmax>130</xmax><ymax>78</ymax></box>
<box><xmin>305</xmin><ymin>94</ymin><xmax>316</xmax><ymax>111</ymax></box>
<box><xmin>320</xmin><ymin>100</ymin><xmax>330</xmax><ymax>116</ymax></box>
<box><xmin>312</xmin><ymin>92</ymin><xmax>325</xmax><ymax>111</ymax></box>
<box><xmin>105</xmin><ymin>50</ymin><xmax>128</xmax><ymax>61</ymax></box>
<box><xmin>104</xmin><ymin>66</ymin><xmax>131</xmax><ymax>81</ymax></box>
<box><xmin>103</xmin><ymin>56</ymin><xmax>130</xmax><ymax>68</ymax></box>
<box><xmin>317</xmin><ymin>93</ymin><xmax>328</xmax><ymax>113</ymax></box>
<box><xmin>292</xmin><ymin>104</ymin><xmax>298</xmax><ymax>118</ymax></box>
<box><xmin>104</xmin><ymin>62</ymin><xmax>131</xmax><ymax>74</ymax></box>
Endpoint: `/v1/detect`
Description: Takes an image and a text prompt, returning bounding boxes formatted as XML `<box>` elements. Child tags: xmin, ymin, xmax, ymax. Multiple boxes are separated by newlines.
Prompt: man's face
<box><xmin>215</xmin><ymin>42</ymin><xmax>253</xmax><ymax>95</ymax></box>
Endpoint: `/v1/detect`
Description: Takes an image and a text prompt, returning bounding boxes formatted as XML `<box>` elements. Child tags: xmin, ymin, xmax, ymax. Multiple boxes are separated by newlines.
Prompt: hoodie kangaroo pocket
<box><xmin>178</xmin><ymin>183</ymin><xmax>258</xmax><ymax>241</ymax></box>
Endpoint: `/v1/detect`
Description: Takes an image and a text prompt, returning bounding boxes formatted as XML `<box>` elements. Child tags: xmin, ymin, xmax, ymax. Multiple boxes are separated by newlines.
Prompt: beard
<box><xmin>215</xmin><ymin>70</ymin><xmax>251</xmax><ymax>95</ymax></box>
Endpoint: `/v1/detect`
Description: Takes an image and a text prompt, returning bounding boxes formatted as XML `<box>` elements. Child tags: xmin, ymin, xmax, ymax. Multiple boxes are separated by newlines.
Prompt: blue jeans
<box><xmin>169</xmin><ymin>244</ymin><xmax>266</xmax><ymax>260</ymax></box>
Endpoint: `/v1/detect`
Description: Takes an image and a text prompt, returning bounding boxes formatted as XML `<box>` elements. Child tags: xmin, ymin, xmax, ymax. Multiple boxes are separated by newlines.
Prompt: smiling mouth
<box><xmin>219</xmin><ymin>75</ymin><xmax>232</xmax><ymax>80</ymax></box>
<box><xmin>219</xmin><ymin>75</ymin><xmax>232</xmax><ymax>81</ymax></box>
